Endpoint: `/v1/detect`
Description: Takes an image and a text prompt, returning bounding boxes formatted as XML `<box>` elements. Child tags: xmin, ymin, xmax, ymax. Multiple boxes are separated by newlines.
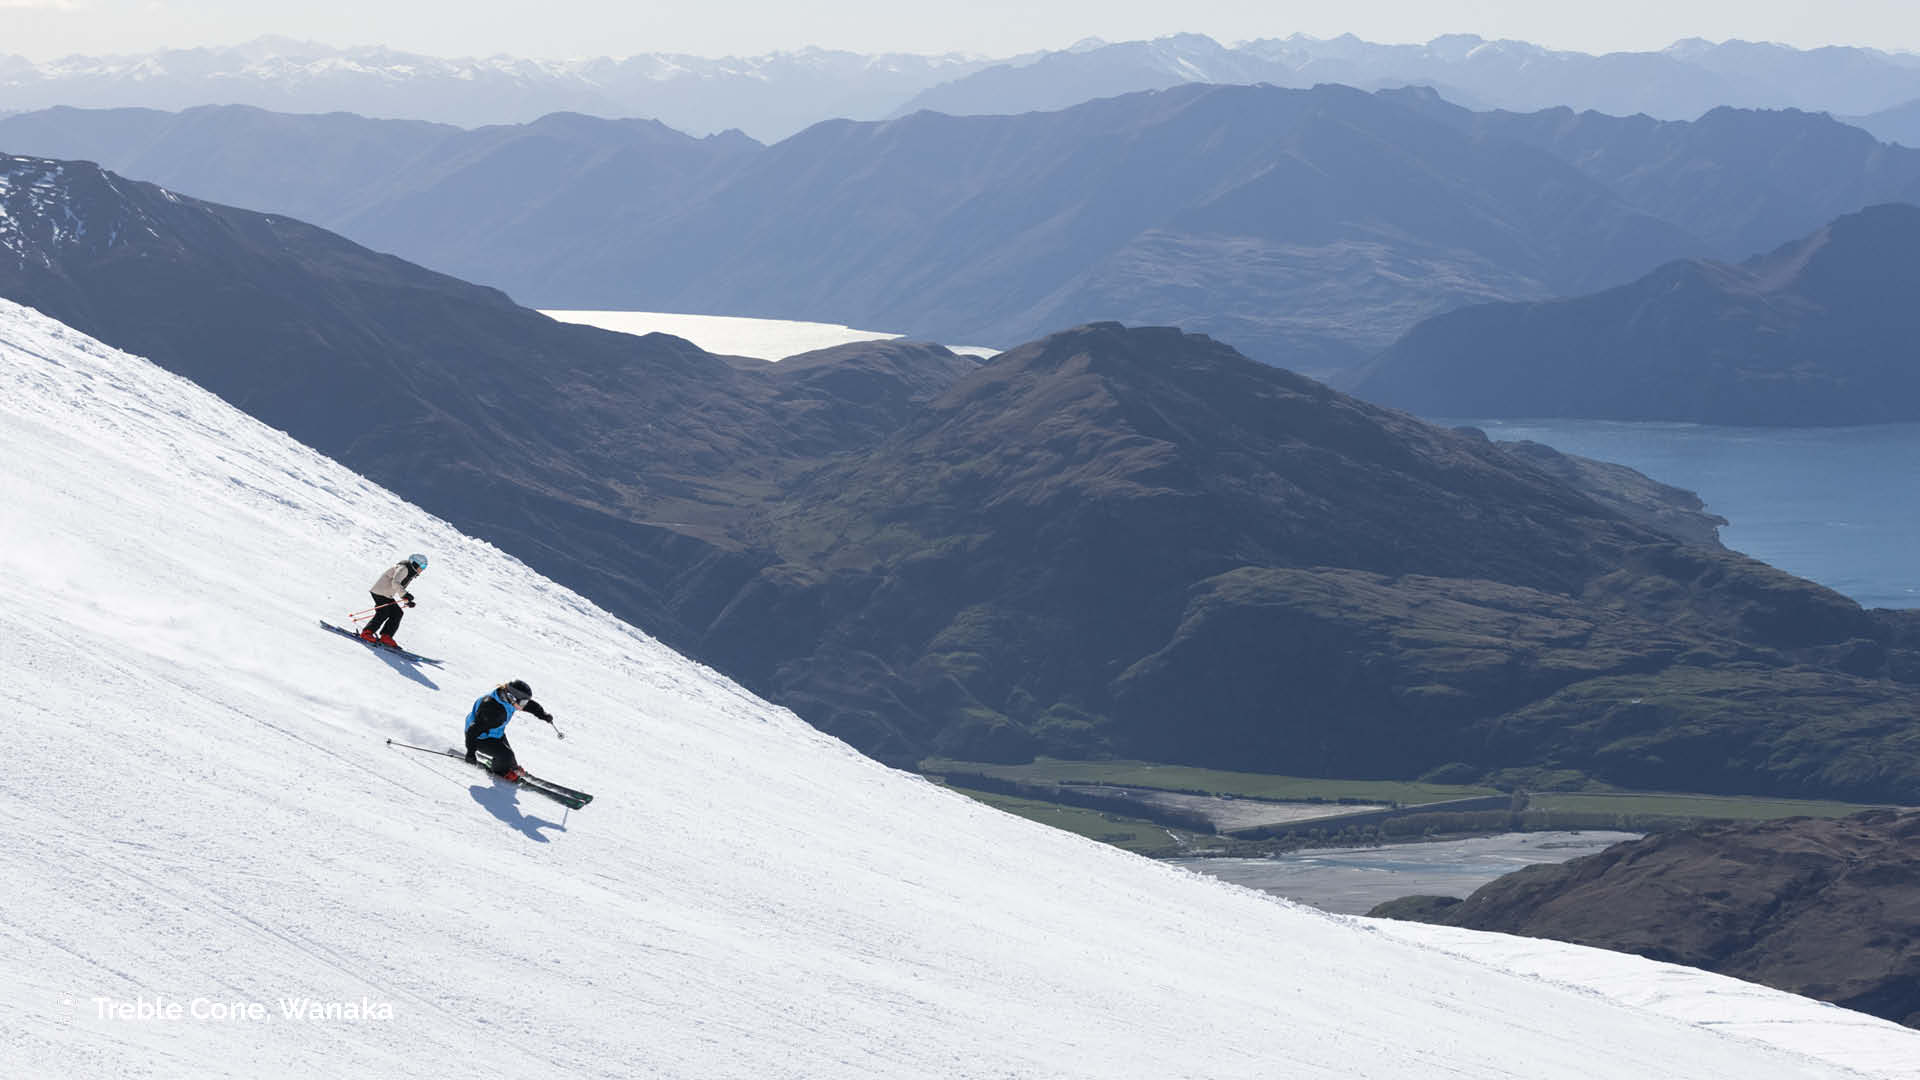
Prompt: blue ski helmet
<box><xmin>407</xmin><ymin>553</ymin><xmax>428</xmax><ymax>571</ymax></box>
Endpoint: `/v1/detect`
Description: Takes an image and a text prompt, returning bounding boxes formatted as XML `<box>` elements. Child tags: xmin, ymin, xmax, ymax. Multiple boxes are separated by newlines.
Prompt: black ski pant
<box><xmin>364</xmin><ymin>592</ymin><xmax>405</xmax><ymax>637</ymax></box>
<box><xmin>467</xmin><ymin>734</ymin><xmax>517</xmax><ymax>777</ymax></box>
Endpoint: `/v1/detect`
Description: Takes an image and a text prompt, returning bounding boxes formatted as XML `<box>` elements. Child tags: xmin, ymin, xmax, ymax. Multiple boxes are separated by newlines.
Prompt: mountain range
<box><xmin>11</xmin><ymin>34</ymin><xmax>1920</xmax><ymax>145</ymax></box>
<box><xmin>0</xmin><ymin>36</ymin><xmax>993</xmax><ymax>141</ymax></box>
<box><xmin>900</xmin><ymin>34</ymin><xmax>1920</xmax><ymax>140</ymax></box>
<box><xmin>1350</xmin><ymin>203</ymin><xmax>1920</xmax><ymax>424</ymax></box>
<box><xmin>5</xmin><ymin>149</ymin><xmax>1920</xmax><ymax>802</ymax></box>
<box><xmin>8</xmin><ymin>87</ymin><xmax>1920</xmax><ymax>379</ymax></box>
<box><xmin>1396</xmin><ymin>95</ymin><xmax>1920</xmax><ymax>262</ymax></box>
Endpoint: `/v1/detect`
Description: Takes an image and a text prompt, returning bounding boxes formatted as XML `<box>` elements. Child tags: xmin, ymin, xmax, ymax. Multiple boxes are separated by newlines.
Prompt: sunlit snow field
<box><xmin>2</xmin><ymin>298</ymin><xmax>1914</xmax><ymax>1079</ymax></box>
<box><xmin>541</xmin><ymin>308</ymin><xmax>1001</xmax><ymax>361</ymax></box>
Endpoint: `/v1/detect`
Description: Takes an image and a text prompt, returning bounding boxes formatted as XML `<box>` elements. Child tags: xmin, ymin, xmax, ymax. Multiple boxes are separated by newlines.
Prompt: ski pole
<box><xmin>346</xmin><ymin>605</ymin><xmax>381</xmax><ymax>620</ymax></box>
<box><xmin>547</xmin><ymin>718</ymin><xmax>566</xmax><ymax>740</ymax></box>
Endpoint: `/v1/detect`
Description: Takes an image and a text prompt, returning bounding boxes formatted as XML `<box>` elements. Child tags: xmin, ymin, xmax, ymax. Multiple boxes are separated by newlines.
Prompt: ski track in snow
<box><xmin>0</xmin><ymin>297</ymin><xmax>1915</xmax><ymax>1078</ymax></box>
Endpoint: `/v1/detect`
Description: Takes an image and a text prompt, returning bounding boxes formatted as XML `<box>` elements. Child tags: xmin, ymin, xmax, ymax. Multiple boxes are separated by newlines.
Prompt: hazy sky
<box><xmin>4</xmin><ymin>0</ymin><xmax>1920</xmax><ymax>61</ymax></box>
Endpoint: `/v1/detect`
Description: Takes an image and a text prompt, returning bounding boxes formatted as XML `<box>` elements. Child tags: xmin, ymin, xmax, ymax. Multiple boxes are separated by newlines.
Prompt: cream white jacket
<box><xmin>370</xmin><ymin>562</ymin><xmax>419</xmax><ymax>600</ymax></box>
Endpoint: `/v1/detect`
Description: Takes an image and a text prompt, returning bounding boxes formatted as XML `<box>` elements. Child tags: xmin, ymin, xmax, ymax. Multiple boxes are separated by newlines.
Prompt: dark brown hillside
<box><xmin>1372</xmin><ymin>811</ymin><xmax>1920</xmax><ymax>1029</ymax></box>
<box><xmin>683</xmin><ymin>324</ymin><xmax>1920</xmax><ymax>795</ymax></box>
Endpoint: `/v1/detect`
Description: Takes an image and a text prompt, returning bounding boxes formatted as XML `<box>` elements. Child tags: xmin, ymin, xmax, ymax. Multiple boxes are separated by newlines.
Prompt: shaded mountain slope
<box><xmin>1373</xmin><ymin>811</ymin><xmax>1920</xmax><ymax>1029</ymax></box>
<box><xmin>1351</xmin><ymin>203</ymin><xmax>1920</xmax><ymax>424</ymax></box>
<box><xmin>1390</xmin><ymin>94</ymin><xmax>1920</xmax><ymax>262</ymax></box>
<box><xmin>1</xmin><ymin>86</ymin><xmax>1699</xmax><ymax>374</ymax></box>
<box><xmin>681</xmin><ymin>324</ymin><xmax>1920</xmax><ymax>799</ymax></box>
<box><xmin>0</xmin><ymin>104</ymin><xmax>458</xmax><ymax>226</ymax></box>
<box><xmin>0</xmin><ymin>106</ymin><xmax>758</xmax><ymax>298</ymax></box>
<box><xmin>12</xmin><ymin>92</ymin><xmax>1920</xmax><ymax>385</ymax></box>
<box><xmin>614</xmin><ymin>83</ymin><xmax>1696</xmax><ymax>373</ymax></box>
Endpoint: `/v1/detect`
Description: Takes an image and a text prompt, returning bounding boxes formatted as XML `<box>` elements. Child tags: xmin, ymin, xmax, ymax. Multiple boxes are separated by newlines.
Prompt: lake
<box><xmin>1459</xmin><ymin>419</ymin><xmax>1920</xmax><ymax>611</ymax></box>
<box><xmin>1170</xmin><ymin>831</ymin><xmax>1640</xmax><ymax>915</ymax></box>
<box><xmin>540</xmin><ymin>309</ymin><xmax>999</xmax><ymax>361</ymax></box>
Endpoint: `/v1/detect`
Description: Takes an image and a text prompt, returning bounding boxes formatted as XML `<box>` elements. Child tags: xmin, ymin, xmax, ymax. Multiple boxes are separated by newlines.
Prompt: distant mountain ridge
<box><xmin>597</xmin><ymin>83</ymin><xmax>1699</xmax><ymax>372</ymax></box>
<box><xmin>896</xmin><ymin>33</ymin><xmax>1920</xmax><ymax>124</ymax></box>
<box><xmin>1390</xmin><ymin>94</ymin><xmax>1920</xmax><ymax>261</ymax></box>
<box><xmin>11</xmin><ymin>34</ymin><xmax>1920</xmax><ymax>143</ymax></box>
<box><xmin>0</xmin><ymin>37</ymin><xmax>998</xmax><ymax>141</ymax></box>
<box><xmin>0</xmin><ymin>105</ymin><xmax>760</xmax><ymax>298</ymax></box>
<box><xmin>10</xmin><ymin>87</ymin><xmax>1920</xmax><ymax>378</ymax></box>
<box><xmin>1350</xmin><ymin>203</ymin><xmax>1920</xmax><ymax>424</ymax></box>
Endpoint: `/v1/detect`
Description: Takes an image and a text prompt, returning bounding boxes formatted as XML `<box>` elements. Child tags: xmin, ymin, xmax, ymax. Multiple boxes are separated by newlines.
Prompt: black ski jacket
<box><xmin>466</xmin><ymin>693</ymin><xmax>551</xmax><ymax>744</ymax></box>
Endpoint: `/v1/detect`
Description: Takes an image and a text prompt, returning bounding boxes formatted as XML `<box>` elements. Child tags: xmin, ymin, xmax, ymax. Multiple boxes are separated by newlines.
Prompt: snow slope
<box><xmin>1</xmin><ymin>296</ymin><xmax>1914</xmax><ymax>1079</ymax></box>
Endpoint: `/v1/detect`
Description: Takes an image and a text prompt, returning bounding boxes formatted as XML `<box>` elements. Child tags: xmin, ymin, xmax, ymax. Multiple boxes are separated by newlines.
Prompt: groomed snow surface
<box><xmin>2</xmin><ymin>297</ymin><xmax>1914</xmax><ymax>1079</ymax></box>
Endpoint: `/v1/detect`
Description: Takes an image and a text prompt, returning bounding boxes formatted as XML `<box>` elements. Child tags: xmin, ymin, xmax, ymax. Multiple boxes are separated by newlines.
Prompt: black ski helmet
<box><xmin>407</xmin><ymin>553</ymin><xmax>428</xmax><ymax>571</ymax></box>
<box><xmin>504</xmin><ymin>679</ymin><xmax>532</xmax><ymax>705</ymax></box>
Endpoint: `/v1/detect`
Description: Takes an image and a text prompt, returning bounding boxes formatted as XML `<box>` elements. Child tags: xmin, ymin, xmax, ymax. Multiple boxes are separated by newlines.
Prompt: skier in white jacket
<box><xmin>360</xmin><ymin>553</ymin><xmax>427</xmax><ymax>648</ymax></box>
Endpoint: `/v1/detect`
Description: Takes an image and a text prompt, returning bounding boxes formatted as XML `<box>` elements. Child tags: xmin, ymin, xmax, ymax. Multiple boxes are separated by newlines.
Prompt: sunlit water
<box><xmin>541</xmin><ymin>309</ymin><xmax>1000</xmax><ymax>361</ymax></box>
<box><xmin>1459</xmin><ymin>419</ymin><xmax>1920</xmax><ymax>610</ymax></box>
<box><xmin>1172</xmin><ymin>831</ymin><xmax>1640</xmax><ymax>914</ymax></box>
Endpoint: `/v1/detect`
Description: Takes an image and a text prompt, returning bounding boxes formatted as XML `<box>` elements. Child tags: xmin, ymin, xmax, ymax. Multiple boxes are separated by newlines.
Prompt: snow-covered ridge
<box><xmin>10</xmin><ymin>33</ymin><xmax>1920</xmax><ymax>137</ymax></box>
<box><xmin>2</xmin><ymin>296</ymin><xmax>1915</xmax><ymax>1077</ymax></box>
<box><xmin>12</xmin><ymin>39</ymin><xmax>986</xmax><ymax>83</ymax></box>
<box><xmin>896</xmin><ymin>31</ymin><xmax>1920</xmax><ymax>129</ymax></box>
<box><xmin>0</xmin><ymin>38</ymin><xmax>997</xmax><ymax>137</ymax></box>
<box><xmin>0</xmin><ymin>155</ymin><xmax>166</xmax><ymax>264</ymax></box>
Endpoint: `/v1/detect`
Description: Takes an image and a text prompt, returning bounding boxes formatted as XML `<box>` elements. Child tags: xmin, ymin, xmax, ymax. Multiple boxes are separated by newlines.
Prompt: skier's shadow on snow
<box><xmin>469</xmin><ymin>782</ymin><xmax>565</xmax><ymax>842</ymax></box>
<box><xmin>370</xmin><ymin>648</ymin><xmax>438</xmax><ymax>691</ymax></box>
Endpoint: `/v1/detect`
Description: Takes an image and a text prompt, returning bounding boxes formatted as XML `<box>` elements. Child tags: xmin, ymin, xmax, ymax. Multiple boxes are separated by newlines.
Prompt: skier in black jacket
<box><xmin>464</xmin><ymin>679</ymin><xmax>554</xmax><ymax>781</ymax></box>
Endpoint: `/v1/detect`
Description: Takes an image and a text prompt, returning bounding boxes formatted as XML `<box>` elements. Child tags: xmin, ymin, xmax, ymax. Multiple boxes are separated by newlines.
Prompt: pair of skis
<box><xmin>386</xmin><ymin>739</ymin><xmax>593</xmax><ymax>810</ymax></box>
<box><xmin>319</xmin><ymin>620</ymin><xmax>443</xmax><ymax>665</ymax></box>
